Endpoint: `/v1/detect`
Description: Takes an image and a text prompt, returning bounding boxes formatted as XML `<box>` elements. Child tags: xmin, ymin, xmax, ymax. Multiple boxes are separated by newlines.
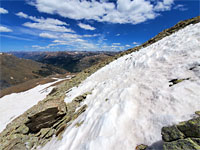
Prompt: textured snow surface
<box><xmin>42</xmin><ymin>23</ymin><xmax>200</xmax><ymax>150</ymax></box>
<box><xmin>0</xmin><ymin>79</ymin><xmax>65</xmax><ymax>132</ymax></box>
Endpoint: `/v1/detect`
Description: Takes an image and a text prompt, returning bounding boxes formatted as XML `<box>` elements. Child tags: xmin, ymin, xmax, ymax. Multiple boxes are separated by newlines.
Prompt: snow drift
<box><xmin>42</xmin><ymin>22</ymin><xmax>200</xmax><ymax>150</ymax></box>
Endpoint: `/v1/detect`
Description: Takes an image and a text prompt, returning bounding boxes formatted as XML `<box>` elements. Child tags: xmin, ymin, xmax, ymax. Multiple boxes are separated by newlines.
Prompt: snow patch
<box><xmin>0</xmin><ymin>78</ymin><xmax>65</xmax><ymax>132</ymax></box>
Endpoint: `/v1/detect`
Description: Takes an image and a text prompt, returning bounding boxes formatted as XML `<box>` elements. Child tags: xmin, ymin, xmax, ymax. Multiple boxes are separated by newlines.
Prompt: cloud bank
<box><xmin>31</xmin><ymin>0</ymin><xmax>174</xmax><ymax>24</ymax></box>
<box><xmin>16</xmin><ymin>12</ymin><xmax>74</xmax><ymax>33</ymax></box>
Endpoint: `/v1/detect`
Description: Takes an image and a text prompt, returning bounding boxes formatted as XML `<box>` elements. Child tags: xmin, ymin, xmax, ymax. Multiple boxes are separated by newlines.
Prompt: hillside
<box><xmin>0</xmin><ymin>53</ymin><xmax>67</xmax><ymax>90</ymax></box>
<box><xmin>41</xmin><ymin>19</ymin><xmax>200</xmax><ymax>150</ymax></box>
<box><xmin>0</xmin><ymin>16</ymin><xmax>199</xmax><ymax>150</ymax></box>
<box><xmin>11</xmin><ymin>51</ymin><xmax>117</xmax><ymax>73</ymax></box>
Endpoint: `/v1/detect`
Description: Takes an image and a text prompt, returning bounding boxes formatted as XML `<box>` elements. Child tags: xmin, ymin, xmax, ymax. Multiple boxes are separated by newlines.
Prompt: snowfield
<box><xmin>42</xmin><ymin>22</ymin><xmax>200</xmax><ymax>150</ymax></box>
<box><xmin>0</xmin><ymin>78</ymin><xmax>66</xmax><ymax>133</ymax></box>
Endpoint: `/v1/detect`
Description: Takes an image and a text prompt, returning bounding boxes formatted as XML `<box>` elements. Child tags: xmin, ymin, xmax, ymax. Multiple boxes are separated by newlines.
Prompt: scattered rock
<box><xmin>169</xmin><ymin>78</ymin><xmax>190</xmax><ymax>87</ymax></box>
<box><xmin>177</xmin><ymin>117</ymin><xmax>200</xmax><ymax>138</ymax></box>
<box><xmin>161</xmin><ymin>125</ymin><xmax>185</xmax><ymax>142</ymax></box>
<box><xmin>135</xmin><ymin>144</ymin><xmax>148</xmax><ymax>150</ymax></box>
<box><xmin>75</xmin><ymin>120</ymin><xmax>84</xmax><ymax>128</ymax></box>
<box><xmin>72</xmin><ymin>104</ymin><xmax>88</xmax><ymax>121</ymax></box>
<box><xmin>48</xmin><ymin>88</ymin><xmax>58</xmax><ymax>96</ymax></box>
<box><xmin>56</xmin><ymin>124</ymin><xmax>67</xmax><ymax>137</ymax></box>
<box><xmin>162</xmin><ymin>116</ymin><xmax>200</xmax><ymax>150</ymax></box>
<box><xmin>15</xmin><ymin>124</ymin><xmax>29</xmax><ymax>135</ymax></box>
<box><xmin>195</xmin><ymin>111</ymin><xmax>200</xmax><ymax>116</ymax></box>
<box><xmin>163</xmin><ymin>138</ymin><xmax>200</xmax><ymax>150</ymax></box>
<box><xmin>73</xmin><ymin>92</ymin><xmax>92</xmax><ymax>103</ymax></box>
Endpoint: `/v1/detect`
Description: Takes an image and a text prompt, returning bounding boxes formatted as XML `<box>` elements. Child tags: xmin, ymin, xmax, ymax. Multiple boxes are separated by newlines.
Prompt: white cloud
<box><xmin>39</xmin><ymin>32</ymin><xmax>58</xmax><ymax>38</ymax></box>
<box><xmin>0</xmin><ymin>8</ymin><xmax>8</xmax><ymax>14</ymax></box>
<box><xmin>61</xmin><ymin>33</ymin><xmax>80</xmax><ymax>39</ymax></box>
<box><xmin>39</xmin><ymin>32</ymin><xmax>100</xmax><ymax>40</ymax></box>
<box><xmin>30</xmin><ymin>17</ymin><xmax>68</xmax><ymax>26</ymax></box>
<box><xmin>173</xmin><ymin>4</ymin><xmax>187</xmax><ymax>11</ymax></box>
<box><xmin>133</xmin><ymin>42</ymin><xmax>139</xmax><ymax>45</ymax></box>
<box><xmin>16</xmin><ymin>12</ymin><xmax>74</xmax><ymax>33</ymax></box>
<box><xmin>154</xmin><ymin>0</ymin><xmax>174</xmax><ymax>11</ymax></box>
<box><xmin>113</xmin><ymin>43</ymin><xmax>121</xmax><ymax>45</ymax></box>
<box><xmin>0</xmin><ymin>26</ymin><xmax>12</xmax><ymax>32</ymax></box>
<box><xmin>116</xmin><ymin>34</ymin><xmax>120</xmax><ymax>36</ymax></box>
<box><xmin>16</xmin><ymin>12</ymin><xmax>28</xmax><ymax>18</ymax></box>
<box><xmin>125</xmin><ymin>44</ymin><xmax>131</xmax><ymax>47</ymax></box>
<box><xmin>82</xmin><ymin>34</ymin><xmax>100</xmax><ymax>37</ymax></box>
<box><xmin>32</xmin><ymin>45</ymin><xmax>43</xmax><ymax>49</ymax></box>
<box><xmin>31</xmin><ymin>0</ymin><xmax>175</xmax><ymax>24</ymax></box>
<box><xmin>78</xmin><ymin>23</ymin><xmax>96</xmax><ymax>30</ymax></box>
<box><xmin>52</xmin><ymin>40</ymin><xmax>68</xmax><ymax>45</ymax></box>
<box><xmin>24</xmin><ymin>22</ymin><xmax>73</xmax><ymax>32</ymax></box>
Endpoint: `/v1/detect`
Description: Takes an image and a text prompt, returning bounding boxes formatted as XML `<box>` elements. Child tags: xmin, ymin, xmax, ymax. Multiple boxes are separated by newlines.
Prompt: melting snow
<box><xmin>42</xmin><ymin>23</ymin><xmax>200</xmax><ymax>150</ymax></box>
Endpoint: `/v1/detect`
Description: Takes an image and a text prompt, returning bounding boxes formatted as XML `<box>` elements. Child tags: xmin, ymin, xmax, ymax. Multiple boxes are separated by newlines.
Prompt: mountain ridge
<box><xmin>10</xmin><ymin>51</ymin><xmax>117</xmax><ymax>73</ymax></box>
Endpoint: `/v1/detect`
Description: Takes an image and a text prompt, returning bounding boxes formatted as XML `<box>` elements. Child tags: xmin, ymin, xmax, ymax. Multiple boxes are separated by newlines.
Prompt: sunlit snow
<box><xmin>0</xmin><ymin>78</ymin><xmax>66</xmax><ymax>132</ymax></box>
<box><xmin>42</xmin><ymin>23</ymin><xmax>200</xmax><ymax>150</ymax></box>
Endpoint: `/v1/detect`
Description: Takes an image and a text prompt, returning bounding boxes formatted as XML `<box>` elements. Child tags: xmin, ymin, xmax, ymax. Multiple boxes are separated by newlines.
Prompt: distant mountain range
<box><xmin>11</xmin><ymin>51</ymin><xmax>117</xmax><ymax>73</ymax></box>
<box><xmin>0</xmin><ymin>51</ymin><xmax>117</xmax><ymax>90</ymax></box>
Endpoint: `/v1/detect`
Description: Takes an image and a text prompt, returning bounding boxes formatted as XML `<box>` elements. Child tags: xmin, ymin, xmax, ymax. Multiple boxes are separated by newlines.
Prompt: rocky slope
<box><xmin>0</xmin><ymin>16</ymin><xmax>199</xmax><ymax>150</ymax></box>
<box><xmin>0</xmin><ymin>53</ymin><xmax>67</xmax><ymax>90</ymax></box>
<box><xmin>161</xmin><ymin>113</ymin><xmax>200</xmax><ymax>150</ymax></box>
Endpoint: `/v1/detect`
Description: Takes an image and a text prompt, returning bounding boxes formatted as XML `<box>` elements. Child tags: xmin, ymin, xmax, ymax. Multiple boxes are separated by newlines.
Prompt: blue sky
<box><xmin>0</xmin><ymin>0</ymin><xmax>199</xmax><ymax>52</ymax></box>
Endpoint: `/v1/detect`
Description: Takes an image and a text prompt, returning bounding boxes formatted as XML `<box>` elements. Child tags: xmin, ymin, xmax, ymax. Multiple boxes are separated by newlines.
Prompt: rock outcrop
<box><xmin>162</xmin><ymin>115</ymin><xmax>200</xmax><ymax>150</ymax></box>
<box><xmin>0</xmin><ymin>92</ymin><xmax>90</xmax><ymax>150</ymax></box>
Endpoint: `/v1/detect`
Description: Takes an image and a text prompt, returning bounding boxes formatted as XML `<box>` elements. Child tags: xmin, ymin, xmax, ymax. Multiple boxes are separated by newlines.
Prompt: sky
<box><xmin>0</xmin><ymin>0</ymin><xmax>199</xmax><ymax>52</ymax></box>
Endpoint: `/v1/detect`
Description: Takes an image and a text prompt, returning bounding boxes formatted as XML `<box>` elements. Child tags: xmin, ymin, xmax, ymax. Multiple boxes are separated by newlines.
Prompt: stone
<box><xmin>195</xmin><ymin>111</ymin><xmax>200</xmax><ymax>116</ymax></box>
<box><xmin>161</xmin><ymin>125</ymin><xmax>185</xmax><ymax>142</ymax></box>
<box><xmin>36</xmin><ymin>128</ymin><xmax>51</xmax><ymax>138</ymax></box>
<box><xmin>191</xmin><ymin>138</ymin><xmax>200</xmax><ymax>145</ymax></box>
<box><xmin>73</xmin><ymin>92</ymin><xmax>91</xmax><ymax>103</ymax></box>
<box><xmin>75</xmin><ymin>120</ymin><xmax>84</xmax><ymax>128</ymax></box>
<box><xmin>135</xmin><ymin>144</ymin><xmax>148</xmax><ymax>150</ymax></box>
<box><xmin>162</xmin><ymin>116</ymin><xmax>200</xmax><ymax>150</ymax></box>
<box><xmin>72</xmin><ymin>104</ymin><xmax>88</xmax><ymax>121</ymax></box>
<box><xmin>25</xmin><ymin>107</ymin><xmax>66</xmax><ymax>133</ymax></box>
<box><xmin>169</xmin><ymin>78</ymin><xmax>190</xmax><ymax>87</ymax></box>
<box><xmin>15</xmin><ymin>125</ymin><xmax>29</xmax><ymax>134</ymax></box>
<box><xmin>163</xmin><ymin>138</ymin><xmax>200</xmax><ymax>150</ymax></box>
<box><xmin>177</xmin><ymin>117</ymin><xmax>200</xmax><ymax>138</ymax></box>
<box><xmin>56</xmin><ymin>124</ymin><xmax>67</xmax><ymax>137</ymax></box>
